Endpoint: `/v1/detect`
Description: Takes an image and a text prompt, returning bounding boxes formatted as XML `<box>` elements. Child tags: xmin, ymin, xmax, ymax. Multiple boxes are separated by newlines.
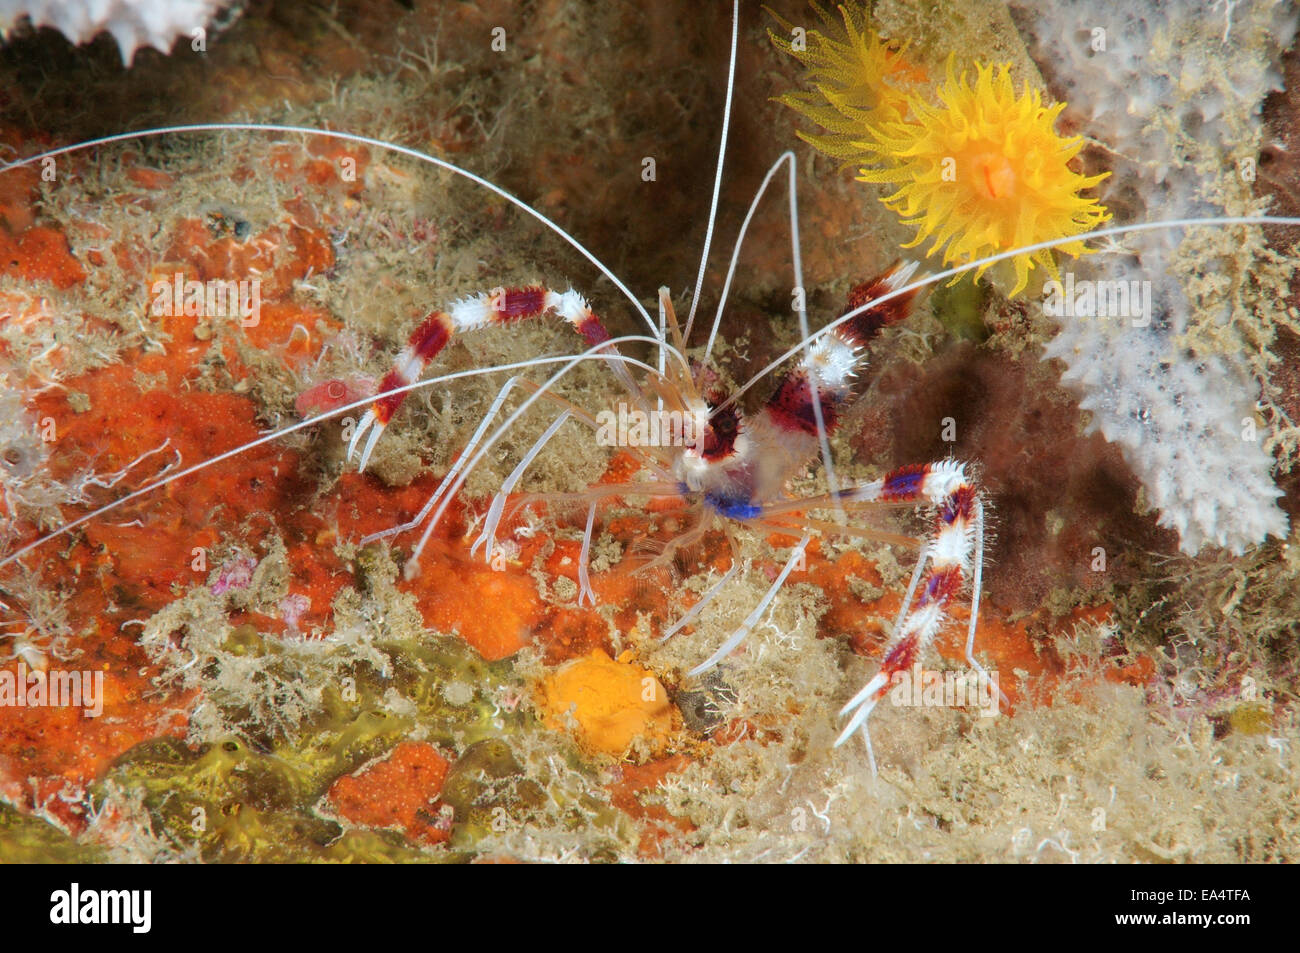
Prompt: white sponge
<box><xmin>1014</xmin><ymin>0</ymin><xmax>1297</xmax><ymax>554</ymax></box>
<box><xmin>0</xmin><ymin>0</ymin><xmax>232</xmax><ymax>64</ymax></box>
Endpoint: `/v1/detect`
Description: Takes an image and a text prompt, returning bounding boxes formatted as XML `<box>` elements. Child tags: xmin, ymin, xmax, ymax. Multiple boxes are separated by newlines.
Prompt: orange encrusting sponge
<box><xmin>325</xmin><ymin>742</ymin><xmax>453</xmax><ymax>846</ymax></box>
<box><xmin>538</xmin><ymin>649</ymin><xmax>677</xmax><ymax>758</ymax></box>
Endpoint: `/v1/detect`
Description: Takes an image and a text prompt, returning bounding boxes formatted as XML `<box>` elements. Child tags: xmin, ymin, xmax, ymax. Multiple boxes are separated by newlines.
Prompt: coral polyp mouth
<box><xmin>973</xmin><ymin>152</ymin><xmax>1017</xmax><ymax>202</ymax></box>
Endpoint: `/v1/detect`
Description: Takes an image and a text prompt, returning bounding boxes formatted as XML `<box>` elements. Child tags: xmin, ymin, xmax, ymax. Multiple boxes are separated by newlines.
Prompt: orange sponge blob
<box><xmin>325</xmin><ymin>742</ymin><xmax>453</xmax><ymax>846</ymax></box>
<box><xmin>538</xmin><ymin>649</ymin><xmax>677</xmax><ymax>758</ymax></box>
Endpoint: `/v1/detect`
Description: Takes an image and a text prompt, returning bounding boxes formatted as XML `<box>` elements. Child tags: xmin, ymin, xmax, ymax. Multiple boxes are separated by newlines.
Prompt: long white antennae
<box><xmin>0</xmin><ymin>122</ymin><xmax>660</xmax><ymax>340</ymax></box>
<box><xmin>359</xmin><ymin>375</ymin><xmax>526</xmax><ymax>546</ymax></box>
<box><xmin>404</xmin><ymin>335</ymin><xmax>672</xmax><ymax>572</ymax></box>
<box><xmin>704</xmin><ymin>151</ymin><xmax>794</xmax><ymax>361</ymax></box>
<box><xmin>777</xmin><ymin>150</ymin><xmax>846</xmax><ymax>524</ymax></box>
<box><xmin>699</xmin><ymin>149</ymin><xmax>844</xmax><ymax>519</ymax></box>
<box><xmin>718</xmin><ymin>215</ymin><xmax>1300</xmax><ymax>413</ymax></box>
<box><xmin>683</xmin><ymin>0</ymin><xmax>739</xmax><ymax>344</ymax></box>
<box><xmin>0</xmin><ymin>341</ymin><xmax>670</xmax><ymax>571</ymax></box>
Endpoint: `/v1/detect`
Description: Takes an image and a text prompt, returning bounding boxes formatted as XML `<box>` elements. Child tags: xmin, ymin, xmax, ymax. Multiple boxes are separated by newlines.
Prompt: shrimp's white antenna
<box><xmin>718</xmin><ymin>215</ymin><xmax>1300</xmax><ymax>413</ymax></box>
<box><xmin>0</xmin><ymin>346</ymin><xmax>664</xmax><ymax>572</ymax></box>
<box><xmin>683</xmin><ymin>0</ymin><xmax>739</xmax><ymax>344</ymax></box>
<box><xmin>0</xmin><ymin>123</ymin><xmax>660</xmax><ymax>340</ymax></box>
<box><xmin>705</xmin><ymin>151</ymin><xmax>793</xmax><ymax>362</ymax></box>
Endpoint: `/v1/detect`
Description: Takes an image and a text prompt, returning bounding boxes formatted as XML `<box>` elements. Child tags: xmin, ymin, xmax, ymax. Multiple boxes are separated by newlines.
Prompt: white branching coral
<box><xmin>1011</xmin><ymin>0</ymin><xmax>1299</xmax><ymax>554</ymax></box>
<box><xmin>0</xmin><ymin>0</ymin><xmax>234</xmax><ymax>64</ymax></box>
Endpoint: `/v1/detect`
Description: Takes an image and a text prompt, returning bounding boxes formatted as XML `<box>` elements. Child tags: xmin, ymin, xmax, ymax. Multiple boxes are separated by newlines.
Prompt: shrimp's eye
<box><xmin>700</xmin><ymin>403</ymin><xmax>741</xmax><ymax>462</ymax></box>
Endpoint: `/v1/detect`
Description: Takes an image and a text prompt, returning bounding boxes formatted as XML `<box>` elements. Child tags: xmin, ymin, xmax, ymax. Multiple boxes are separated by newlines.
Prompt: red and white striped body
<box><xmin>673</xmin><ymin>262</ymin><xmax>922</xmax><ymax>514</ymax></box>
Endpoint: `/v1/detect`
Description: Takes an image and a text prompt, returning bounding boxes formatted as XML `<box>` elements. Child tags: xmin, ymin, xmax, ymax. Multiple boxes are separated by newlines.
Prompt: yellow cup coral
<box><xmin>858</xmin><ymin>61</ymin><xmax>1110</xmax><ymax>296</ymax></box>
<box><xmin>767</xmin><ymin>2</ymin><xmax>926</xmax><ymax>162</ymax></box>
<box><xmin>771</xmin><ymin>5</ymin><xmax>1110</xmax><ymax>298</ymax></box>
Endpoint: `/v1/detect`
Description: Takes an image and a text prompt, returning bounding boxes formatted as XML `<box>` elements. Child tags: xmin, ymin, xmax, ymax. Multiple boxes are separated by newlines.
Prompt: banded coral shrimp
<box><xmin>2</xmin><ymin>0</ymin><xmax>1300</xmax><ymax>861</ymax></box>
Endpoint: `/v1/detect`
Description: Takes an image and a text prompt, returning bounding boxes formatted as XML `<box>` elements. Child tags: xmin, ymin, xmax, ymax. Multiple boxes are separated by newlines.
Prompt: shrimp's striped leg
<box><xmin>688</xmin><ymin>263</ymin><xmax>922</xmax><ymax>499</ymax></box>
<box><xmin>760</xmin><ymin>261</ymin><xmax>920</xmax><ymax>441</ymax></box>
<box><xmin>731</xmin><ymin>263</ymin><xmax>922</xmax><ymax>495</ymax></box>
<box><xmin>347</xmin><ymin>287</ymin><xmax>621</xmax><ymax>470</ymax></box>
<box><xmin>833</xmin><ymin>460</ymin><xmax>991</xmax><ymax>763</ymax></box>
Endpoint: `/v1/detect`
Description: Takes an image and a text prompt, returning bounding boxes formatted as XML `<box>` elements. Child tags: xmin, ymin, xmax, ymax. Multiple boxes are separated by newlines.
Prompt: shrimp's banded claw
<box><xmin>346</xmin><ymin>289</ymin><xmax>627</xmax><ymax>474</ymax></box>
<box><xmin>346</xmin><ymin>407</ymin><xmax>386</xmax><ymax>471</ymax></box>
<box><xmin>832</xmin><ymin>460</ymin><xmax>991</xmax><ymax>775</ymax></box>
